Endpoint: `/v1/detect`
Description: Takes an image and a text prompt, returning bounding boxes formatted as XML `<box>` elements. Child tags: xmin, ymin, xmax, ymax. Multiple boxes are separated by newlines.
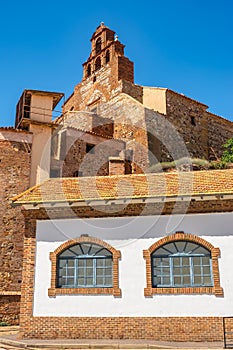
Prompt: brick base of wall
<box><xmin>20</xmin><ymin>316</ymin><xmax>223</xmax><ymax>341</ymax></box>
<box><xmin>0</xmin><ymin>296</ymin><xmax>20</xmax><ymax>325</ymax></box>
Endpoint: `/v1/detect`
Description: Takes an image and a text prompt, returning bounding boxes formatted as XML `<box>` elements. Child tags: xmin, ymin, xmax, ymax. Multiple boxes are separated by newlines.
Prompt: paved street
<box><xmin>0</xmin><ymin>326</ymin><xmax>225</xmax><ymax>350</ymax></box>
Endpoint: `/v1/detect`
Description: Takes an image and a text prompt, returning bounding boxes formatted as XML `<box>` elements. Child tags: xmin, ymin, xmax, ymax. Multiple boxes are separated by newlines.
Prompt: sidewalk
<box><xmin>0</xmin><ymin>326</ymin><xmax>225</xmax><ymax>349</ymax></box>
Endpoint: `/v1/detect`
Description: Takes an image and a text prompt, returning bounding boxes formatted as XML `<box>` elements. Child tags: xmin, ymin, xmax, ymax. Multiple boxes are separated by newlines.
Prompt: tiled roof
<box><xmin>11</xmin><ymin>169</ymin><xmax>233</xmax><ymax>206</ymax></box>
<box><xmin>0</xmin><ymin>127</ymin><xmax>32</xmax><ymax>134</ymax></box>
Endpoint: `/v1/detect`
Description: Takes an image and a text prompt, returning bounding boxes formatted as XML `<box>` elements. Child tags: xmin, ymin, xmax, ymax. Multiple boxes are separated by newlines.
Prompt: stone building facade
<box><xmin>0</xmin><ymin>22</ymin><xmax>233</xmax><ymax>329</ymax></box>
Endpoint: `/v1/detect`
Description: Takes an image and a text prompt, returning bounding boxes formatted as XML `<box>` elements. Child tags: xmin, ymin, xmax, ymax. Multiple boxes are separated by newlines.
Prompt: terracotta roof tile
<box><xmin>11</xmin><ymin>169</ymin><xmax>233</xmax><ymax>205</ymax></box>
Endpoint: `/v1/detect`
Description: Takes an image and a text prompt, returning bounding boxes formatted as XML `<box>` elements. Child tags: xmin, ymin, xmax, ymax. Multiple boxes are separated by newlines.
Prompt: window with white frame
<box><xmin>151</xmin><ymin>240</ymin><xmax>213</xmax><ymax>288</ymax></box>
<box><xmin>57</xmin><ymin>242</ymin><xmax>113</xmax><ymax>288</ymax></box>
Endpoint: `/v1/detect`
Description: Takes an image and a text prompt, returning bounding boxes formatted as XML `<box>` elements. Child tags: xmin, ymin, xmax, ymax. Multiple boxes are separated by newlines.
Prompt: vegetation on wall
<box><xmin>221</xmin><ymin>138</ymin><xmax>233</xmax><ymax>164</ymax></box>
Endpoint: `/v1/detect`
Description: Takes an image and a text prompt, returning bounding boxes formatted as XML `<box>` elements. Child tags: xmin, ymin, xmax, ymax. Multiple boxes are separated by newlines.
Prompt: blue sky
<box><xmin>0</xmin><ymin>0</ymin><xmax>232</xmax><ymax>126</ymax></box>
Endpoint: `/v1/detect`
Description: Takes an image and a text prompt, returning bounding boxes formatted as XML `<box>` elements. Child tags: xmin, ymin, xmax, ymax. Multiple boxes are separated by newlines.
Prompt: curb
<box><xmin>0</xmin><ymin>337</ymin><xmax>224</xmax><ymax>349</ymax></box>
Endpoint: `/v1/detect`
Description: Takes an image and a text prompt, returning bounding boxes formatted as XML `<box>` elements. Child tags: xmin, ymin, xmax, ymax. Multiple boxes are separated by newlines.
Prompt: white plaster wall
<box><xmin>33</xmin><ymin>212</ymin><xmax>233</xmax><ymax>317</ymax></box>
<box><xmin>31</xmin><ymin>95</ymin><xmax>53</xmax><ymax>123</ymax></box>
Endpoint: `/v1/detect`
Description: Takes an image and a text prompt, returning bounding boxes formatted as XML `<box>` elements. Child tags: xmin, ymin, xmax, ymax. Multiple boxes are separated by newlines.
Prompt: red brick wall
<box><xmin>20</xmin><ymin>316</ymin><xmax>224</xmax><ymax>341</ymax></box>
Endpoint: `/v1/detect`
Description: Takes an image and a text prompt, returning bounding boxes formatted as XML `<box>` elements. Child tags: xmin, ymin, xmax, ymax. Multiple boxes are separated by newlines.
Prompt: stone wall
<box><xmin>165</xmin><ymin>90</ymin><xmax>209</xmax><ymax>160</ymax></box>
<box><xmin>0</xmin><ymin>129</ymin><xmax>32</xmax><ymax>324</ymax></box>
<box><xmin>51</xmin><ymin>127</ymin><xmax>125</xmax><ymax>177</ymax></box>
<box><xmin>207</xmin><ymin>112</ymin><xmax>233</xmax><ymax>160</ymax></box>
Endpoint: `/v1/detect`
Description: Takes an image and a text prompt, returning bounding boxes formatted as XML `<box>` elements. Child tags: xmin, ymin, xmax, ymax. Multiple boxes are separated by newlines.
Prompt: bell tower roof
<box><xmin>90</xmin><ymin>22</ymin><xmax>115</xmax><ymax>41</ymax></box>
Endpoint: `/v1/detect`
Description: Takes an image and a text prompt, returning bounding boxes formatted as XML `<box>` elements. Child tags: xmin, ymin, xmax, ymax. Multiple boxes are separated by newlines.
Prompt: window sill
<box><xmin>48</xmin><ymin>287</ymin><xmax>121</xmax><ymax>297</ymax></box>
<box><xmin>144</xmin><ymin>286</ymin><xmax>223</xmax><ymax>297</ymax></box>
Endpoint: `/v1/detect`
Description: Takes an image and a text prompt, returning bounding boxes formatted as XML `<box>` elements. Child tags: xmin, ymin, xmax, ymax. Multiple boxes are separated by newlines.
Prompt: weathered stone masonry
<box><xmin>0</xmin><ymin>128</ymin><xmax>32</xmax><ymax>324</ymax></box>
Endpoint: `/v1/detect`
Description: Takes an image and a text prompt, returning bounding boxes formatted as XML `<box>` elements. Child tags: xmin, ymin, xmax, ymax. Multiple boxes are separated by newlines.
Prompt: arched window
<box><xmin>87</xmin><ymin>64</ymin><xmax>91</xmax><ymax>77</ymax></box>
<box><xmin>95</xmin><ymin>57</ymin><xmax>101</xmax><ymax>71</ymax></box>
<box><xmin>49</xmin><ymin>236</ymin><xmax>121</xmax><ymax>296</ymax></box>
<box><xmin>151</xmin><ymin>241</ymin><xmax>212</xmax><ymax>288</ymax></box>
<box><xmin>57</xmin><ymin>242</ymin><xmax>112</xmax><ymax>288</ymax></box>
<box><xmin>105</xmin><ymin>50</ymin><xmax>110</xmax><ymax>64</ymax></box>
<box><xmin>143</xmin><ymin>232</ymin><xmax>223</xmax><ymax>297</ymax></box>
<box><xmin>95</xmin><ymin>38</ymin><xmax>101</xmax><ymax>54</ymax></box>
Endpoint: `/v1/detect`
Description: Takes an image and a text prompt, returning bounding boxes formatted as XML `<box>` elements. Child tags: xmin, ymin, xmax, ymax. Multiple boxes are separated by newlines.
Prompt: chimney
<box><xmin>109</xmin><ymin>157</ymin><xmax>125</xmax><ymax>175</ymax></box>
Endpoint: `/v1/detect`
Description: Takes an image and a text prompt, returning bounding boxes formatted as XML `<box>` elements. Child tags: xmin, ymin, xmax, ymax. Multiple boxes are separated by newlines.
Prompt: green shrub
<box><xmin>221</xmin><ymin>138</ymin><xmax>233</xmax><ymax>164</ymax></box>
<box><xmin>0</xmin><ymin>321</ymin><xmax>10</xmax><ymax>326</ymax></box>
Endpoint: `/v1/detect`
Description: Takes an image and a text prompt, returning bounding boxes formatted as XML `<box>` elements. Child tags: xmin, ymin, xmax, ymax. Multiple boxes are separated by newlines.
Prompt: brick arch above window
<box><xmin>48</xmin><ymin>236</ymin><xmax>121</xmax><ymax>297</ymax></box>
<box><xmin>143</xmin><ymin>232</ymin><xmax>223</xmax><ymax>297</ymax></box>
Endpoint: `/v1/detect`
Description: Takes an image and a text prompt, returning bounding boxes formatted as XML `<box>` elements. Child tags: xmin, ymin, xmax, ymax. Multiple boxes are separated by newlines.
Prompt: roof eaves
<box><xmin>16</xmin><ymin>191</ymin><xmax>233</xmax><ymax>209</ymax></box>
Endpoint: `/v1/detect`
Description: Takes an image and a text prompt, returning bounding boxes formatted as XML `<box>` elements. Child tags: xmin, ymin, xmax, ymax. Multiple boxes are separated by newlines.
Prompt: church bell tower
<box><xmin>82</xmin><ymin>22</ymin><xmax>134</xmax><ymax>85</ymax></box>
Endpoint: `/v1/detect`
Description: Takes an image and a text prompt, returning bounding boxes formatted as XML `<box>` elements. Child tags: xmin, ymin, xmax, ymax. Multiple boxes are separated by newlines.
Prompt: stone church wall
<box><xmin>165</xmin><ymin>90</ymin><xmax>209</xmax><ymax>160</ymax></box>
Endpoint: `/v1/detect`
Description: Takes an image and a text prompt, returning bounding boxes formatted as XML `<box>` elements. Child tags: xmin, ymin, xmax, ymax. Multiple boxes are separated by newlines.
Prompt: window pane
<box><xmin>105</xmin><ymin>267</ymin><xmax>112</xmax><ymax>276</ymax></box>
<box><xmin>59</xmin><ymin>277</ymin><xmax>66</xmax><ymax>286</ymax></box>
<box><xmin>174</xmin><ymin>241</ymin><xmax>186</xmax><ymax>253</ymax></box>
<box><xmin>194</xmin><ymin>266</ymin><xmax>201</xmax><ymax>274</ymax></box>
<box><xmin>193</xmin><ymin>246</ymin><xmax>210</xmax><ymax>254</ymax></box>
<box><xmin>96</xmin><ymin>248</ymin><xmax>111</xmax><ymax>257</ymax></box>
<box><xmin>67</xmin><ymin>259</ymin><xmax>74</xmax><ymax>267</ymax></box>
<box><xmin>153</xmin><ymin>247</ymin><xmax>170</xmax><ymax>256</ymax></box>
<box><xmin>193</xmin><ymin>256</ymin><xmax>201</xmax><ymax>265</ymax></box>
<box><xmin>77</xmin><ymin>267</ymin><xmax>85</xmax><ymax>276</ymax></box>
<box><xmin>173</xmin><ymin>267</ymin><xmax>181</xmax><ymax>275</ymax></box>
<box><xmin>183</xmin><ymin>276</ymin><xmax>191</xmax><ymax>285</ymax></box>
<box><xmin>96</xmin><ymin>277</ymin><xmax>104</xmax><ymax>285</ymax></box>
<box><xmin>182</xmin><ymin>257</ymin><xmax>189</xmax><ymax>266</ymax></box>
<box><xmin>59</xmin><ymin>260</ymin><xmax>66</xmax><ymax>267</ymax></box>
<box><xmin>194</xmin><ymin>275</ymin><xmax>202</xmax><ymax>284</ymax></box>
<box><xmin>173</xmin><ymin>257</ymin><xmax>180</xmax><ymax>266</ymax></box>
<box><xmin>86</xmin><ymin>277</ymin><xmax>94</xmax><ymax>286</ymax></box>
<box><xmin>163</xmin><ymin>277</ymin><xmax>170</xmax><ymax>285</ymax></box>
<box><xmin>66</xmin><ymin>278</ymin><xmax>74</xmax><ymax>285</ymax></box>
<box><xmin>78</xmin><ymin>259</ymin><xmax>85</xmax><ymax>267</ymax></box>
<box><xmin>203</xmin><ymin>266</ymin><xmax>210</xmax><ymax>275</ymax></box>
<box><xmin>86</xmin><ymin>259</ymin><xmax>93</xmax><ymax>267</ymax></box>
<box><xmin>185</xmin><ymin>242</ymin><xmax>199</xmax><ymax>253</ymax></box>
<box><xmin>96</xmin><ymin>259</ymin><xmax>104</xmax><ymax>267</ymax></box>
<box><xmin>105</xmin><ymin>277</ymin><xmax>112</xmax><ymax>286</ymax></box>
<box><xmin>162</xmin><ymin>242</ymin><xmax>177</xmax><ymax>254</ymax></box>
<box><xmin>174</xmin><ymin>276</ymin><xmax>181</xmax><ymax>285</ymax></box>
<box><xmin>77</xmin><ymin>278</ymin><xmax>85</xmax><ymax>286</ymax></box>
<box><xmin>182</xmin><ymin>266</ymin><xmax>190</xmax><ymax>275</ymax></box>
<box><xmin>96</xmin><ymin>268</ymin><xmax>104</xmax><ymax>276</ymax></box>
<box><xmin>203</xmin><ymin>276</ymin><xmax>212</xmax><ymax>285</ymax></box>
<box><xmin>87</xmin><ymin>268</ymin><xmax>93</xmax><ymax>276</ymax></box>
<box><xmin>67</xmin><ymin>268</ymin><xmax>74</xmax><ymax>276</ymax></box>
<box><xmin>162</xmin><ymin>267</ymin><xmax>170</xmax><ymax>275</ymax></box>
<box><xmin>105</xmin><ymin>259</ymin><xmax>112</xmax><ymax>267</ymax></box>
<box><xmin>202</xmin><ymin>256</ymin><xmax>210</xmax><ymax>265</ymax></box>
<box><xmin>161</xmin><ymin>257</ymin><xmax>169</xmax><ymax>266</ymax></box>
<box><xmin>153</xmin><ymin>276</ymin><xmax>161</xmax><ymax>286</ymax></box>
